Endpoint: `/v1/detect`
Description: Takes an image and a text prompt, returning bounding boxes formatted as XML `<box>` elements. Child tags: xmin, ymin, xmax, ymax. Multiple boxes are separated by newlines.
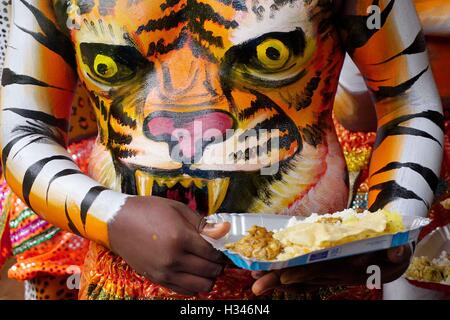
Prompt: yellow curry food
<box><xmin>406</xmin><ymin>251</ymin><xmax>450</xmax><ymax>285</ymax></box>
<box><xmin>225</xmin><ymin>209</ymin><xmax>405</xmax><ymax>261</ymax></box>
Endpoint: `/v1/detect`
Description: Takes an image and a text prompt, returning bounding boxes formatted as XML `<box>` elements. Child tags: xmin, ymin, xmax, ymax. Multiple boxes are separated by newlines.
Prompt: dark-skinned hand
<box><xmin>108</xmin><ymin>196</ymin><xmax>230</xmax><ymax>296</ymax></box>
<box><xmin>251</xmin><ymin>245</ymin><xmax>412</xmax><ymax>295</ymax></box>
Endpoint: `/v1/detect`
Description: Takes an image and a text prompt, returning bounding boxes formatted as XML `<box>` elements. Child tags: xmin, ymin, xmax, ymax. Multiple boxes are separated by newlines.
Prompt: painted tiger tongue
<box><xmin>166</xmin><ymin>188</ymin><xmax>203</xmax><ymax>214</ymax></box>
<box><xmin>146</xmin><ymin>111</ymin><xmax>234</xmax><ymax>158</ymax></box>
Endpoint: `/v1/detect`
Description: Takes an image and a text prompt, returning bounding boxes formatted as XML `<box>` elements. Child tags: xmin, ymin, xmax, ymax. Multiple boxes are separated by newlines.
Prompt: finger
<box><xmin>184</xmin><ymin>230</ymin><xmax>224</xmax><ymax>263</ymax></box>
<box><xmin>346</xmin><ymin>251</ymin><xmax>380</xmax><ymax>269</ymax></box>
<box><xmin>381</xmin><ymin>258</ymin><xmax>412</xmax><ymax>284</ymax></box>
<box><xmin>201</xmin><ymin>222</ymin><xmax>231</xmax><ymax>239</ymax></box>
<box><xmin>280</xmin><ymin>254</ymin><xmax>374</xmax><ymax>287</ymax></box>
<box><xmin>171</xmin><ymin>201</ymin><xmax>204</xmax><ymax>227</ymax></box>
<box><xmin>379</xmin><ymin>246</ymin><xmax>412</xmax><ymax>283</ymax></box>
<box><xmin>325</xmin><ymin>253</ymin><xmax>381</xmax><ymax>285</ymax></box>
<box><xmin>251</xmin><ymin>271</ymin><xmax>266</xmax><ymax>279</ymax></box>
<box><xmin>386</xmin><ymin>245</ymin><xmax>411</xmax><ymax>264</ymax></box>
<box><xmin>177</xmin><ymin>254</ymin><xmax>223</xmax><ymax>279</ymax></box>
<box><xmin>252</xmin><ymin>271</ymin><xmax>280</xmax><ymax>296</ymax></box>
<box><xmin>175</xmin><ymin>273</ymin><xmax>216</xmax><ymax>294</ymax></box>
<box><xmin>175</xmin><ymin>204</ymin><xmax>230</xmax><ymax>239</ymax></box>
<box><xmin>280</xmin><ymin>264</ymin><xmax>325</xmax><ymax>285</ymax></box>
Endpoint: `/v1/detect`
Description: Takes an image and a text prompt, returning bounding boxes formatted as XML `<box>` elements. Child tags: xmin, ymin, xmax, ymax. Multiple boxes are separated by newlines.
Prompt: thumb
<box><xmin>387</xmin><ymin>245</ymin><xmax>411</xmax><ymax>264</ymax></box>
<box><xmin>201</xmin><ymin>222</ymin><xmax>231</xmax><ymax>239</ymax></box>
<box><xmin>252</xmin><ymin>271</ymin><xmax>281</xmax><ymax>296</ymax></box>
<box><xmin>171</xmin><ymin>200</ymin><xmax>204</xmax><ymax>227</ymax></box>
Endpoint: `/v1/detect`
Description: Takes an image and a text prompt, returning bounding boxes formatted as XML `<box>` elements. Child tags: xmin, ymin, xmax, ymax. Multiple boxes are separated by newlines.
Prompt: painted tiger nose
<box><xmin>143</xmin><ymin>110</ymin><xmax>235</xmax><ymax>160</ymax></box>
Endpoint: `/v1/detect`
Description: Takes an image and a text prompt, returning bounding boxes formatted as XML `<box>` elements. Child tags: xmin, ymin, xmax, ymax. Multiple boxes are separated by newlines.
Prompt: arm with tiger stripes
<box><xmin>339</xmin><ymin>0</ymin><xmax>444</xmax><ymax>217</ymax></box>
<box><xmin>0</xmin><ymin>0</ymin><xmax>129</xmax><ymax>248</ymax></box>
<box><xmin>252</xmin><ymin>0</ymin><xmax>443</xmax><ymax>295</ymax></box>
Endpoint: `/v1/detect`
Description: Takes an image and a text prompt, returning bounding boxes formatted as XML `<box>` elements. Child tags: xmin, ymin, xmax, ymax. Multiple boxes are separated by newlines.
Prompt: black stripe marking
<box><xmin>5</xmin><ymin>108</ymin><xmax>69</xmax><ymax>131</ymax></box>
<box><xmin>369</xmin><ymin>180</ymin><xmax>429</xmax><ymax>211</ymax></box>
<box><xmin>146</xmin><ymin>28</ymin><xmax>188</xmax><ymax>56</ymax></box>
<box><xmin>1</xmin><ymin>68</ymin><xmax>71</xmax><ymax>91</ymax></box>
<box><xmin>378</xmin><ymin>126</ymin><xmax>441</xmax><ymax>146</ymax></box>
<box><xmin>373</xmin><ymin>67</ymin><xmax>429</xmax><ymax>101</ymax></box>
<box><xmin>373</xmin><ymin>30</ymin><xmax>427</xmax><ymax>65</ymax></box>
<box><xmin>160</xmin><ymin>0</ymin><xmax>181</xmax><ymax>11</ymax></box>
<box><xmin>340</xmin><ymin>0</ymin><xmax>395</xmax><ymax>54</ymax></box>
<box><xmin>110</xmin><ymin>146</ymin><xmax>138</xmax><ymax>159</ymax></box>
<box><xmin>22</xmin><ymin>155</ymin><xmax>74</xmax><ymax>208</ymax></box>
<box><xmin>1</xmin><ymin>134</ymin><xmax>29</xmax><ymax>170</ymax></box>
<box><xmin>65</xmin><ymin>198</ymin><xmax>82</xmax><ymax>236</ymax></box>
<box><xmin>238</xmin><ymin>104</ymin><xmax>271</xmax><ymax>121</ymax></box>
<box><xmin>249</xmin><ymin>89</ymin><xmax>303</xmax><ymax>152</ymax></box>
<box><xmin>12</xmin><ymin>121</ymin><xmax>66</xmax><ymax>147</ymax></box>
<box><xmin>372</xmin><ymin>162</ymin><xmax>439</xmax><ymax>191</ymax></box>
<box><xmin>80</xmin><ymin>186</ymin><xmax>108</xmax><ymax>230</ymax></box>
<box><xmin>12</xmin><ymin>136</ymin><xmax>46</xmax><ymax>159</ymax></box>
<box><xmin>295</xmin><ymin>73</ymin><xmax>322</xmax><ymax>111</ymax></box>
<box><xmin>375</xmin><ymin>110</ymin><xmax>444</xmax><ymax>148</ymax></box>
<box><xmin>46</xmin><ymin>169</ymin><xmax>83</xmax><ymax>203</ymax></box>
<box><xmin>109</xmin><ymin>97</ymin><xmax>137</xmax><ymax>129</ymax></box>
<box><xmin>17</xmin><ymin>0</ymin><xmax>76</xmax><ymax>69</ymax></box>
<box><xmin>108</xmin><ymin>127</ymin><xmax>133</xmax><ymax>145</ymax></box>
<box><xmin>136</xmin><ymin>0</ymin><xmax>238</xmax><ymax>61</ymax></box>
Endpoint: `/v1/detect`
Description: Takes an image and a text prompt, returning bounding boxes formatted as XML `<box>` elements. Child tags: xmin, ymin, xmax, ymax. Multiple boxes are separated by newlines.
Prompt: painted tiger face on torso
<box><xmin>65</xmin><ymin>0</ymin><xmax>349</xmax><ymax>216</ymax></box>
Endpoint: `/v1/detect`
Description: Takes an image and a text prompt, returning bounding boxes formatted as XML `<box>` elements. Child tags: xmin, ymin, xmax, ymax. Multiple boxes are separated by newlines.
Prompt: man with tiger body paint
<box><xmin>0</xmin><ymin>0</ymin><xmax>443</xmax><ymax>299</ymax></box>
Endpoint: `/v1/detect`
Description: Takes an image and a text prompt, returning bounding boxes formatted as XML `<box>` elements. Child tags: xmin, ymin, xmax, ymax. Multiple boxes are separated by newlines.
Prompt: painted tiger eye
<box><xmin>256</xmin><ymin>39</ymin><xmax>290</xmax><ymax>70</ymax></box>
<box><xmin>93</xmin><ymin>54</ymin><xmax>118</xmax><ymax>79</ymax></box>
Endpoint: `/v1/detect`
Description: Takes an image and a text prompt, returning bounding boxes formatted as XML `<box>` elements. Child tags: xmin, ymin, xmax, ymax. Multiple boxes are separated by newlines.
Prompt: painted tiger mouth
<box><xmin>134</xmin><ymin>170</ymin><xmax>230</xmax><ymax>216</ymax></box>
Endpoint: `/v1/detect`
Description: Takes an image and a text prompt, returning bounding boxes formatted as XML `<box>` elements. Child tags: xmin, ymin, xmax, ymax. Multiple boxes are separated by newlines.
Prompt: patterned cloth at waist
<box><xmin>80</xmin><ymin>242</ymin><xmax>256</xmax><ymax>300</ymax></box>
<box><xmin>79</xmin><ymin>242</ymin><xmax>379</xmax><ymax>300</ymax></box>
